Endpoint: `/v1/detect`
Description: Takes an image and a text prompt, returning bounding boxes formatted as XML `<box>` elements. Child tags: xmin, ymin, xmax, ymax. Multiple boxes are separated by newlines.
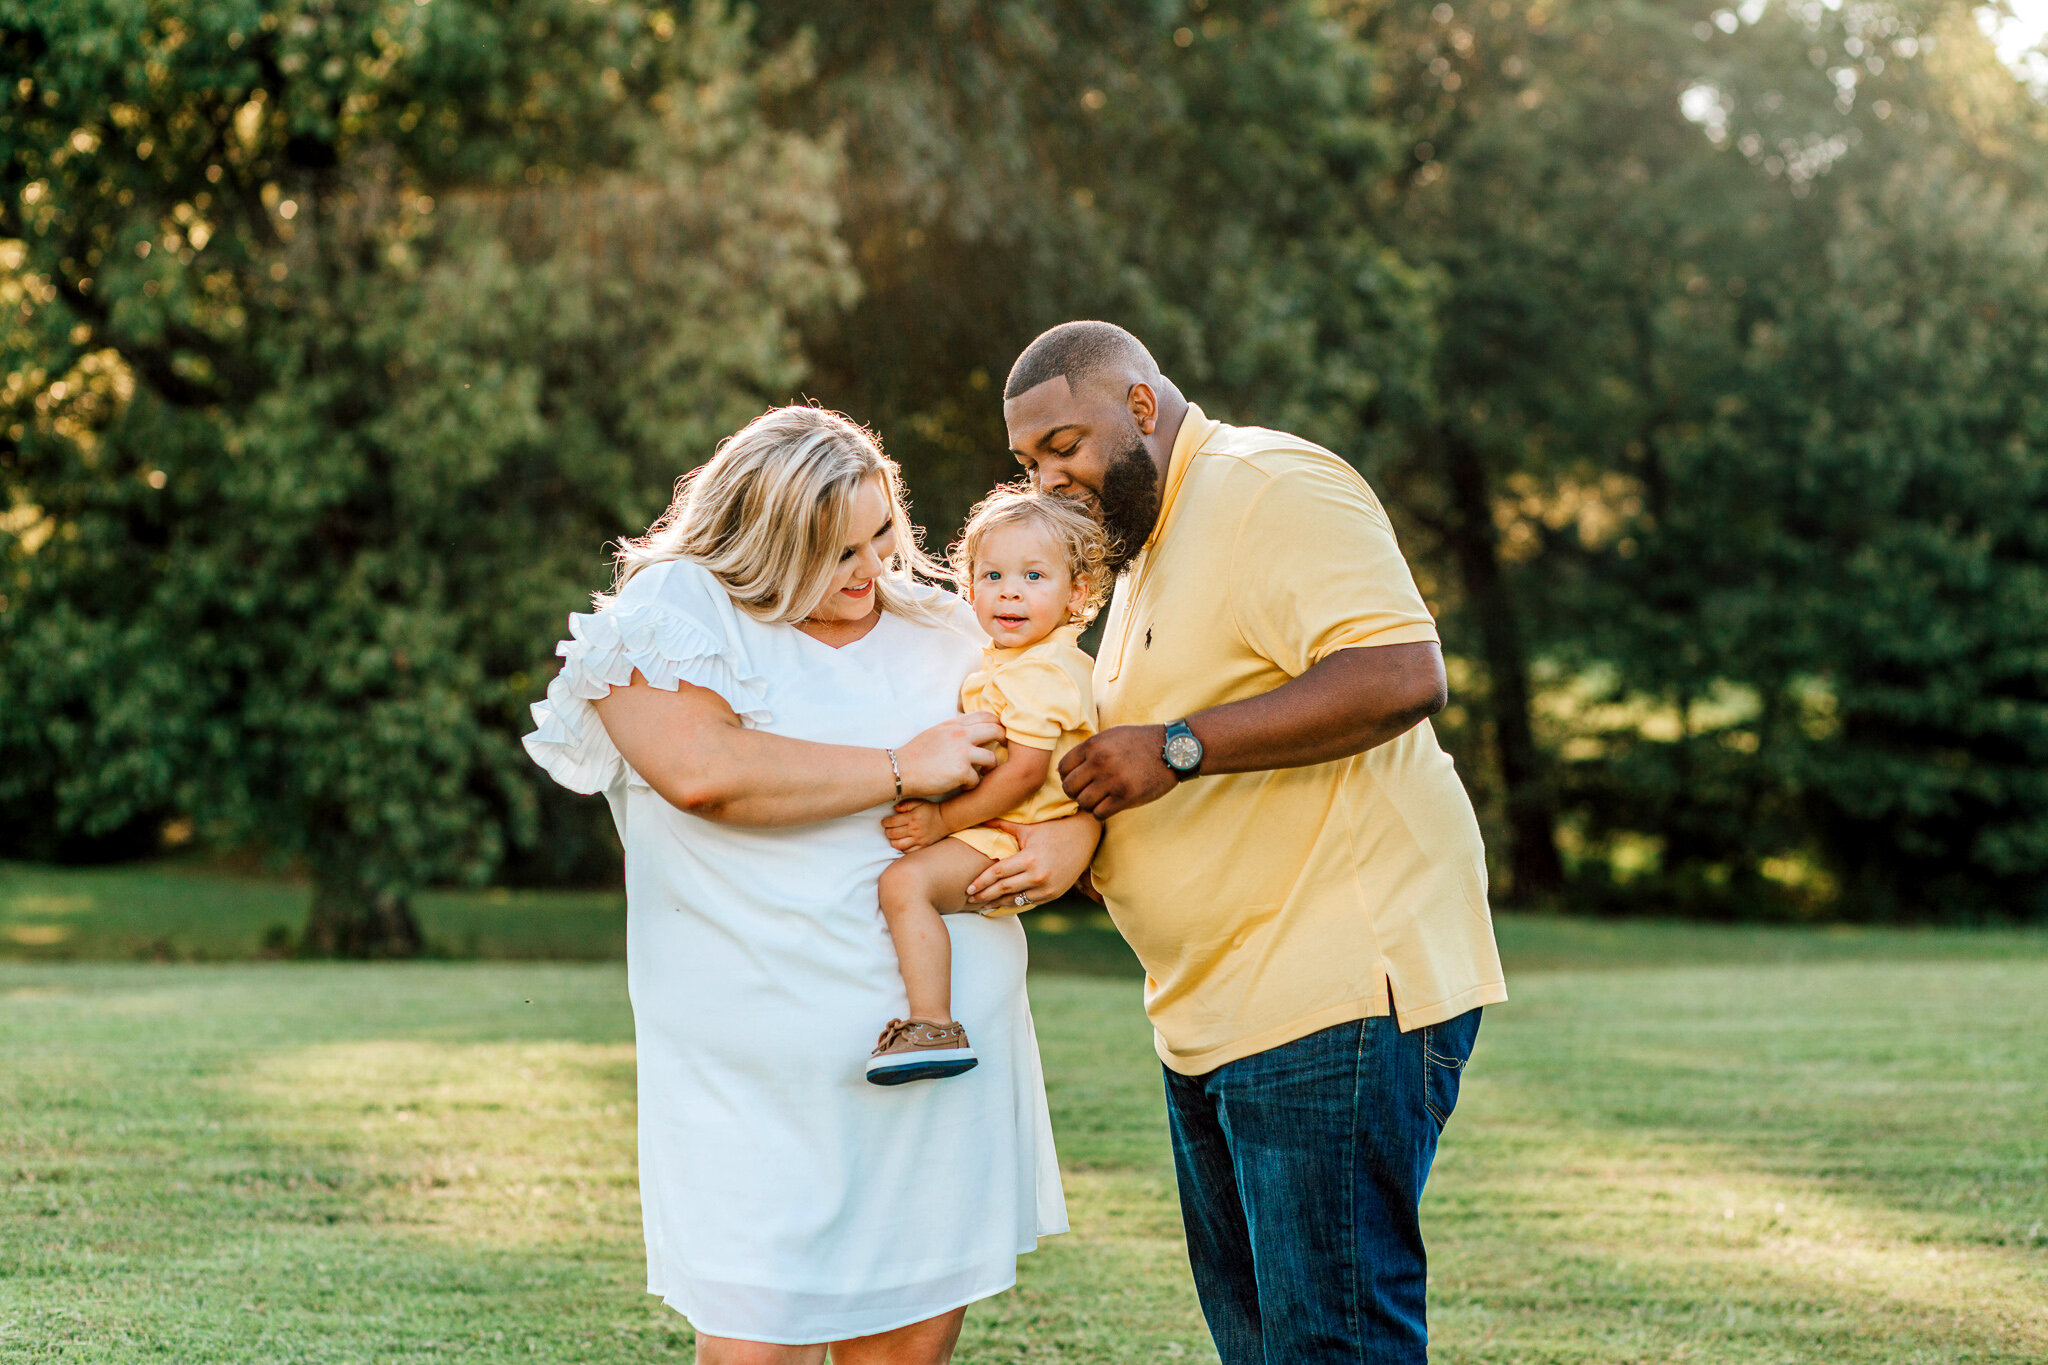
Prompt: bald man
<box><xmin>998</xmin><ymin>321</ymin><xmax>1506</xmax><ymax>1365</ymax></box>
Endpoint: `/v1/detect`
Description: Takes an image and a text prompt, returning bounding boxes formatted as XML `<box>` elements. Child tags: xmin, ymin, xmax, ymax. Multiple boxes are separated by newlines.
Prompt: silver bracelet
<box><xmin>884</xmin><ymin>747</ymin><xmax>903</xmax><ymax>801</ymax></box>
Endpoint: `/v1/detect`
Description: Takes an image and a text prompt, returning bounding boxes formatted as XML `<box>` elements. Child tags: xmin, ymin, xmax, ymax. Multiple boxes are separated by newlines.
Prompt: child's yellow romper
<box><xmin>950</xmin><ymin>623</ymin><xmax>1096</xmax><ymax>862</ymax></box>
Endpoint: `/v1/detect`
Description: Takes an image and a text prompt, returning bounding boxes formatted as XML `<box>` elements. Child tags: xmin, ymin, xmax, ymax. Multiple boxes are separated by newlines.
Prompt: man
<box><xmin>1002</xmin><ymin>320</ymin><xmax>1506</xmax><ymax>1365</ymax></box>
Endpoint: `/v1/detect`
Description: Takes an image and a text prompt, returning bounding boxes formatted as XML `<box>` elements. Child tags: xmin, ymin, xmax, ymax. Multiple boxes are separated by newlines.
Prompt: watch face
<box><xmin>1164</xmin><ymin>733</ymin><xmax>1203</xmax><ymax>771</ymax></box>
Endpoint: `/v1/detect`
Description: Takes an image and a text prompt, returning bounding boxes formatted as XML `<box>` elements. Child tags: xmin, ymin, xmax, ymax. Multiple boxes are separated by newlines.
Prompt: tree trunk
<box><xmin>301</xmin><ymin>872</ymin><xmax>425</xmax><ymax>959</ymax></box>
<box><xmin>1437</xmin><ymin>426</ymin><xmax>1567</xmax><ymax>900</ymax></box>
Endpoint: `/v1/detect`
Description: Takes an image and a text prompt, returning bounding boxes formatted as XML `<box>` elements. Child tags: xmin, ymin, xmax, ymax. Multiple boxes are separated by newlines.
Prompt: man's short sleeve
<box><xmin>1227</xmin><ymin>462</ymin><xmax>1439</xmax><ymax>677</ymax></box>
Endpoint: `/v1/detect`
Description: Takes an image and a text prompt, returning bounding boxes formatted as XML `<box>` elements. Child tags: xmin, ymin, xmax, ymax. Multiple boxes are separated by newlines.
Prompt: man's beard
<box><xmin>1095</xmin><ymin>433</ymin><xmax>1161</xmax><ymax>575</ymax></box>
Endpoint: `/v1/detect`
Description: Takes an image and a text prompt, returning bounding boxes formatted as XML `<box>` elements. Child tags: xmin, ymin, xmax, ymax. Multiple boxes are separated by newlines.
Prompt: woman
<box><xmin>523</xmin><ymin>406</ymin><xmax>1098</xmax><ymax>1364</ymax></box>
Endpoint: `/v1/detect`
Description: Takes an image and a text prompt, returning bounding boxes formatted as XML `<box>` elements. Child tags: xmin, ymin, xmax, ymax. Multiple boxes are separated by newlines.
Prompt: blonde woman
<box><xmin>525</xmin><ymin>406</ymin><xmax>1090</xmax><ymax>1364</ymax></box>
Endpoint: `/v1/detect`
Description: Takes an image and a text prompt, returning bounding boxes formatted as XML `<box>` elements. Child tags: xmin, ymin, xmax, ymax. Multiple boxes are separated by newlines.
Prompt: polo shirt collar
<box><xmin>1139</xmin><ymin>402</ymin><xmax>1218</xmax><ymax>561</ymax></box>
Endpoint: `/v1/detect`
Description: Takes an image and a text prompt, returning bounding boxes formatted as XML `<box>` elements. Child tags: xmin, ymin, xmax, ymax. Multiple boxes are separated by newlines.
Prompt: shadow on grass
<box><xmin>0</xmin><ymin>861</ymin><xmax>1147</xmax><ymax>970</ymax></box>
<box><xmin>1</xmin><ymin>965</ymin><xmax>675</xmax><ymax>1364</ymax></box>
<box><xmin>0</xmin><ymin>965</ymin><xmax>1209</xmax><ymax>1365</ymax></box>
<box><xmin>1427</xmin><ymin>958</ymin><xmax>2048</xmax><ymax>1364</ymax></box>
<box><xmin>7</xmin><ymin>952</ymin><xmax>2047</xmax><ymax>1364</ymax></box>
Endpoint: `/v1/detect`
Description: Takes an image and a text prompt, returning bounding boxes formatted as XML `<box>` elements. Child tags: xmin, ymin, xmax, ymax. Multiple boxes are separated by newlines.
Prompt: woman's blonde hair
<box><xmin>603</xmin><ymin>406</ymin><xmax>951</xmax><ymax>626</ymax></box>
<box><xmin>948</xmin><ymin>482</ymin><xmax>1114</xmax><ymax>625</ymax></box>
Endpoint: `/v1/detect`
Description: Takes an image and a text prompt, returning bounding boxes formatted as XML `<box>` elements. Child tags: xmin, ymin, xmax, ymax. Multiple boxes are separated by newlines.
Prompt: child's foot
<box><xmin>865</xmin><ymin>1018</ymin><xmax>978</xmax><ymax>1085</ymax></box>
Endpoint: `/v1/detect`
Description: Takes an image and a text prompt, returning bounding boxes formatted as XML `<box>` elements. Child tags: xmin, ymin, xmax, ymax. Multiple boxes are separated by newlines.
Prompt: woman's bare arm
<box><xmin>594</xmin><ymin>673</ymin><xmax>1003</xmax><ymax>828</ymax></box>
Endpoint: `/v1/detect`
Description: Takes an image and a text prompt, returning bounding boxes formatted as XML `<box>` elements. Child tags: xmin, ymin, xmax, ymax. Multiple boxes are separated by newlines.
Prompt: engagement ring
<box><xmin>1013</xmin><ymin>893</ymin><xmax>1032</xmax><ymax>908</ymax></box>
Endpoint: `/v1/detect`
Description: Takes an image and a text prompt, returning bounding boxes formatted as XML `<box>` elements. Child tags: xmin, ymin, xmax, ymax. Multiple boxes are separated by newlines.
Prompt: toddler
<box><xmin>865</xmin><ymin>485</ymin><xmax>1108</xmax><ymax>1083</ymax></box>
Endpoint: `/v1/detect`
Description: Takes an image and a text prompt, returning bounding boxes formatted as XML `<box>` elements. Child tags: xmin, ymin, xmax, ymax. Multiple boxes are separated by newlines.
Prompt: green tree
<box><xmin>747</xmin><ymin>0</ymin><xmax>1435</xmax><ymax>537</ymax></box>
<box><xmin>1364</xmin><ymin>0</ymin><xmax>2048</xmax><ymax>916</ymax></box>
<box><xmin>1667</xmin><ymin>149</ymin><xmax>2048</xmax><ymax>918</ymax></box>
<box><xmin>0</xmin><ymin>0</ymin><xmax>852</xmax><ymax>952</ymax></box>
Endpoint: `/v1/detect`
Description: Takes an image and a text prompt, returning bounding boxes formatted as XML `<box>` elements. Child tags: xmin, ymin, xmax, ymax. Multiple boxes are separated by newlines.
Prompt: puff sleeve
<box><xmin>522</xmin><ymin>559</ymin><xmax>772</xmax><ymax>795</ymax></box>
<box><xmin>984</xmin><ymin>657</ymin><xmax>1091</xmax><ymax>751</ymax></box>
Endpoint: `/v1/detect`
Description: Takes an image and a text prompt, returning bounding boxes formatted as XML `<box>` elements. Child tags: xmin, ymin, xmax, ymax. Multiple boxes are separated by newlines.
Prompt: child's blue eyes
<box><xmin>981</xmin><ymin>571</ymin><xmax>1047</xmax><ymax>582</ymax></box>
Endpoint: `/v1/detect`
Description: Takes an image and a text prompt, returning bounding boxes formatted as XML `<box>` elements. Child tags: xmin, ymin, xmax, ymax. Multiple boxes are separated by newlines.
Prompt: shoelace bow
<box><xmin>876</xmin><ymin>1019</ymin><xmax>917</xmax><ymax>1049</ymax></box>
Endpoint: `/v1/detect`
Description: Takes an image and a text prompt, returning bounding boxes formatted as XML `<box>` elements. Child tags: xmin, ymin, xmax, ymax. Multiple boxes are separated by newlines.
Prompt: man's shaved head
<box><xmin>1004</xmin><ymin>321</ymin><xmax>1161</xmax><ymax>402</ymax></box>
<box><xmin>1003</xmin><ymin>321</ymin><xmax>1181</xmax><ymax>572</ymax></box>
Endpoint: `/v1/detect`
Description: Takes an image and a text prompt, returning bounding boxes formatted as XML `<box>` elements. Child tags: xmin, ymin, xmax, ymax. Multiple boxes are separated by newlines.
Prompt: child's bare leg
<box><xmin>877</xmin><ymin>839</ymin><xmax>995</xmax><ymax>1024</ymax></box>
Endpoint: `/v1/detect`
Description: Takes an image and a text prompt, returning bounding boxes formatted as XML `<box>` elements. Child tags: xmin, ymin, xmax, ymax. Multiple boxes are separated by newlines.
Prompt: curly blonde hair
<box><xmin>948</xmin><ymin>482</ymin><xmax>1114</xmax><ymax>625</ymax></box>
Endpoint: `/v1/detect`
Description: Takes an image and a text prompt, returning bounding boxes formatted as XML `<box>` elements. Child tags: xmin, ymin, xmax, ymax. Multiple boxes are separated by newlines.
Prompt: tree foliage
<box><xmin>1368</xmin><ymin>0</ymin><xmax>2048</xmax><ymax>917</ymax></box>
<box><xmin>5</xmin><ymin>0</ymin><xmax>2048</xmax><ymax>935</ymax></box>
<box><xmin>1</xmin><ymin>0</ymin><xmax>850</xmax><ymax>950</ymax></box>
<box><xmin>747</xmin><ymin>0</ymin><xmax>1436</xmax><ymax>532</ymax></box>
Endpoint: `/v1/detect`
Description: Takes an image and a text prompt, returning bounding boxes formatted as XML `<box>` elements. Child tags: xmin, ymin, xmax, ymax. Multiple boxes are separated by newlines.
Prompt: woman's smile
<box><xmin>842</xmin><ymin>579</ymin><xmax>875</xmax><ymax>599</ymax></box>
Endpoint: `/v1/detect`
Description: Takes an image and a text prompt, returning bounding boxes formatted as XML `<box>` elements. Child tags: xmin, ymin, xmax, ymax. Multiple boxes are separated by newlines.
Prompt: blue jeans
<box><xmin>1162</xmin><ymin>1009</ymin><xmax>1483</xmax><ymax>1365</ymax></box>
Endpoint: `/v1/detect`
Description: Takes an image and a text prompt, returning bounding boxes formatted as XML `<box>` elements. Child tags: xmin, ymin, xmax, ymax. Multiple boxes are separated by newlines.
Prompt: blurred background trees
<box><xmin>4</xmin><ymin>0</ymin><xmax>2046</xmax><ymax>951</ymax></box>
<box><xmin>1367</xmin><ymin>0</ymin><xmax>2048</xmax><ymax>917</ymax></box>
<box><xmin>0</xmin><ymin>0</ymin><xmax>851</xmax><ymax>950</ymax></box>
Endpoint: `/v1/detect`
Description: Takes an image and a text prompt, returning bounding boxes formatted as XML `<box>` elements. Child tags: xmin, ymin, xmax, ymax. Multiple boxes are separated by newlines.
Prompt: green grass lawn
<box><xmin>0</xmin><ymin>860</ymin><xmax>632</xmax><ymax>964</ymax></box>
<box><xmin>3</xmin><ymin>869</ymin><xmax>2047</xmax><ymax>1362</ymax></box>
<box><xmin>10</xmin><ymin>857</ymin><xmax>2048</xmax><ymax>974</ymax></box>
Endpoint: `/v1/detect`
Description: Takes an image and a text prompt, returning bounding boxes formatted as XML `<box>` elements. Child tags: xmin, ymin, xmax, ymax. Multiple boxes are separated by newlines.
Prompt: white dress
<box><xmin>522</xmin><ymin>558</ymin><xmax>1067</xmax><ymax>1345</ymax></box>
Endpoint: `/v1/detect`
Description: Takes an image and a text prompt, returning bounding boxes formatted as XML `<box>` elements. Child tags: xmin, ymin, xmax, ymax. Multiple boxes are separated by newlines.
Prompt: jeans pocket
<box><xmin>1421</xmin><ymin>1010</ymin><xmax>1481</xmax><ymax>1132</ymax></box>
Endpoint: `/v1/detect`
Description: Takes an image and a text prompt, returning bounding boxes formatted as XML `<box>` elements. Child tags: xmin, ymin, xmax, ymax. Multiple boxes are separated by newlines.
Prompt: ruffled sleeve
<box><xmin>522</xmin><ymin>559</ymin><xmax>772</xmax><ymax>795</ymax></box>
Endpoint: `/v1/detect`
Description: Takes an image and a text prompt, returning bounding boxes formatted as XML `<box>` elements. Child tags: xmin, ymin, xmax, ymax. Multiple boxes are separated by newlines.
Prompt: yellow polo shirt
<box><xmin>1091</xmin><ymin>404</ymin><xmax>1506</xmax><ymax>1074</ymax></box>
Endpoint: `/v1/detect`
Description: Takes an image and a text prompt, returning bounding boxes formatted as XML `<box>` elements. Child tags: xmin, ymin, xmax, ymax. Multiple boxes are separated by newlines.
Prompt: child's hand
<box><xmin>883</xmin><ymin>799</ymin><xmax>951</xmax><ymax>852</ymax></box>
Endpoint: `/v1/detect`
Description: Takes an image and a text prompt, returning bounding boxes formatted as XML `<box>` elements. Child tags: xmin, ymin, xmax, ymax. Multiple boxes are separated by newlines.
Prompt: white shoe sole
<box><xmin>865</xmin><ymin>1046</ymin><xmax>979</xmax><ymax>1085</ymax></box>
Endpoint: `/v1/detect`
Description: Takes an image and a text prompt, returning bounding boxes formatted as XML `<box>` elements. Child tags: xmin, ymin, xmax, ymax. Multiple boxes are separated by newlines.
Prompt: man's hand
<box><xmin>882</xmin><ymin>799</ymin><xmax>951</xmax><ymax>852</ymax></box>
<box><xmin>966</xmin><ymin>813</ymin><xmax>1102</xmax><ymax>909</ymax></box>
<box><xmin>1058</xmin><ymin>724</ymin><xmax>1178</xmax><ymax>820</ymax></box>
<box><xmin>1056</xmin><ymin>646</ymin><xmax>1449</xmax><ymax>822</ymax></box>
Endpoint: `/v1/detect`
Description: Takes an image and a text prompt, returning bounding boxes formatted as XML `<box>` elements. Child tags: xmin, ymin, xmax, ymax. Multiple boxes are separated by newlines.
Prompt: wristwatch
<box><xmin>1161</xmin><ymin>719</ymin><xmax>1204</xmax><ymax>779</ymax></box>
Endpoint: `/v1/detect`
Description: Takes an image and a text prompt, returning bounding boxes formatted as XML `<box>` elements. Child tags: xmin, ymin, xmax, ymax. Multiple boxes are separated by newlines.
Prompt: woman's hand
<box><xmin>895</xmin><ymin>712</ymin><xmax>1004</xmax><ymax>799</ymax></box>
<box><xmin>965</xmin><ymin>812</ymin><xmax>1101</xmax><ymax>912</ymax></box>
<box><xmin>882</xmin><ymin>800</ymin><xmax>951</xmax><ymax>852</ymax></box>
